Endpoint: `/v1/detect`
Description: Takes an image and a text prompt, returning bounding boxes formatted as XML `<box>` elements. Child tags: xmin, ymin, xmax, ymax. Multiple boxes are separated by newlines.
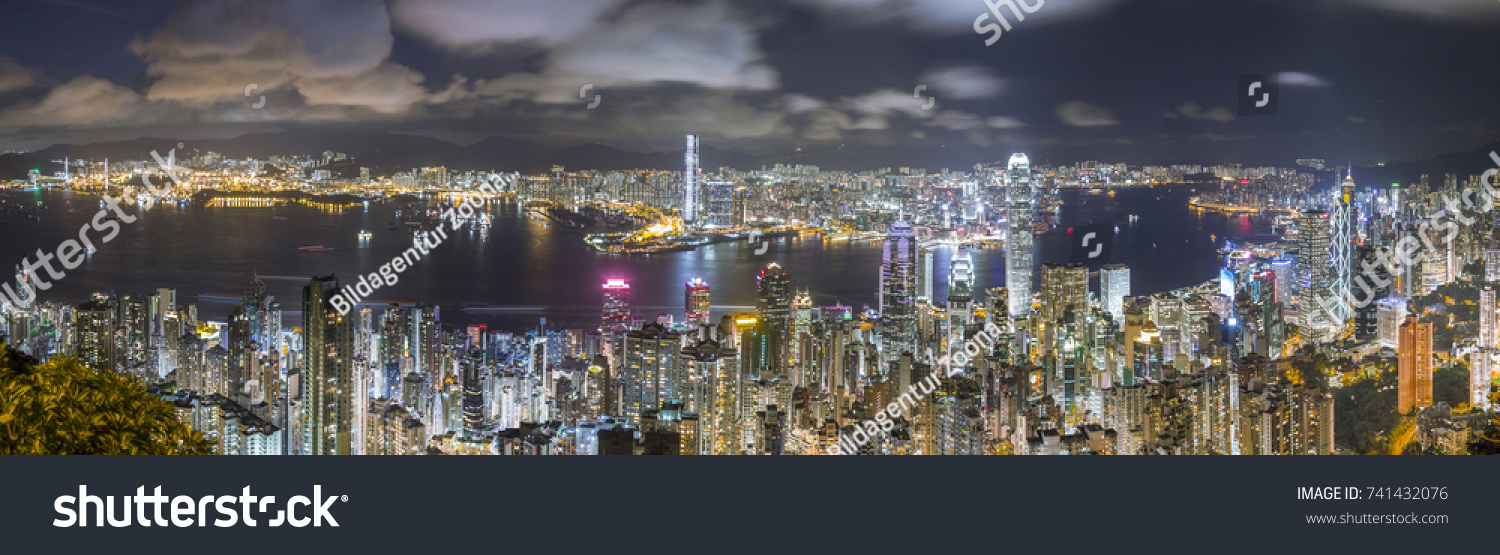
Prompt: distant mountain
<box><xmin>1355</xmin><ymin>141</ymin><xmax>1500</xmax><ymax>188</ymax></box>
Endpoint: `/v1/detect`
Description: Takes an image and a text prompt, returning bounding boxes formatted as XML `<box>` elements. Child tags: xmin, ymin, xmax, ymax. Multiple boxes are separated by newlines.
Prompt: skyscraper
<box><xmin>1375</xmin><ymin>297</ymin><xmax>1407</xmax><ymax>350</ymax></box>
<box><xmin>686</xmin><ymin>276</ymin><xmax>711</xmax><ymax>327</ymax></box>
<box><xmin>1329</xmin><ymin>172</ymin><xmax>1356</xmax><ymax>324</ymax></box>
<box><xmin>1297</xmin><ymin>209</ymin><xmax>1335</xmax><ymax>343</ymax></box>
<box><xmin>757</xmin><ymin>263</ymin><xmax>791</xmax><ymax>334</ymax></box>
<box><xmin>949</xmin><ymin>251</ymin><xmax>975</xmax><ymax>330</ymax></box>
<box><xmin>1100</xmin><ymin>263</ymin><xmax>1131</xmax><ymax>325</ymax></box>
<box><xmin>684</xmin><ymin>134</ymin><xmax>699</xmax><ymax>226</ymax></box>
<box><xmin>303</xmin><ymin>275</ymin><xmax>354</xmax><ymax>455</ymax></box>
<box><xmin>602</xmin><ymin>278</ymin><xmax>631</xmax><ymax>328</ymax></box>
<box><xmin>1397</xmin><ymin>313</ymin><xmax>1432</xmax><ymax>416</ymax></box>
<box><xmin>1478</xmin><ymin>287</ymin><xmax>1496</xmax><ymax>412</ymax></box>
<box><xmin>1005</xmin><ymin>153</ymin><xmax>1034</xmax><ymax>318</ymax></box>
<box><xmin>881</xmin><ymin>221</ymin><xmax>917</xmax><ymax>360</ymax></box>
<box><xmin>1040</xmin><ymin>262</ymin><xmax>1087</xmax><ymax>324</ymax></box>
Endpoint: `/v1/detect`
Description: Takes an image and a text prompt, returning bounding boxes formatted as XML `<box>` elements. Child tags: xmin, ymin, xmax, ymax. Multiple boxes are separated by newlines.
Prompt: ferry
<box><xmin>298</xmin><ymin>245</ymin><xmax>333</xmax><ymax>252</ymax></box>
<box><xmin>358</xmin><ymin>230</ymin><xmax>372</xmax><ymax>240</ymax></box>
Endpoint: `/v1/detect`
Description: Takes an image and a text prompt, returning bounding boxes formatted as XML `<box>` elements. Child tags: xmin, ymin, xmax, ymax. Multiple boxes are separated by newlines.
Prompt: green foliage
<box><xmin>1334</xmin><ymin>370</ymin><xmax>1400</xmax><ymax>454</ymax></box>
<box><xmin>0</xmin><ymin>344</ymin><xmax>213</xmax><ymax>455</ymax></box>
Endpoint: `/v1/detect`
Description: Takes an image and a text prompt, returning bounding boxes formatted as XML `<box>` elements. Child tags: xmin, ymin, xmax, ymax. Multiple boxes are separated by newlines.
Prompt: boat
<box><xmin>358</xmin><ymin>230</ymin><xmax>372</xmax><ymax>240</ymax></box>
<box><xmin>298</xmin><ymin>245</ymin><xmax>333</xmax><ymax>252</ymax></box>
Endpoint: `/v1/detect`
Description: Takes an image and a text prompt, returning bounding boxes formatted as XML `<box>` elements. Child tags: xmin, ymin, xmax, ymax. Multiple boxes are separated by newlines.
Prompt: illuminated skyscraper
<box><xmin>1397</xmin><ymin>313</ymin><xmax>1432</xmax><ymax>416</ymax></box>
<box><xmin>686</xmin><ymin>276</ymin><xmax>711</xmax><ymax>327</ymax></box>
<box><xmin>1040</xmin><ymin>262</ymin><xmax>1087</xmax><ymax>325</ymax></box>
<box><xmin>602</xmin><ymin>278</ymin><xmax>631</xmax><ymax>328</ymax></box>
<box><xmin>757</xmin><ymin>263</ymin><xmax>791</xmax><ymax>334</ymax></box>
<box><xmin>1478</xmin><ymin>287</ymin><xmax>1496</xmax><ymax>412</ymax></box>
<box><xmin>684</xmin><ymin>134</ymin><xmax>699</xmax><ymax>226</ymax></box>
<box><xmin>1100</xmin><ymin>263</ymin><xmax>1131</xmax><ymax>325</ymax></box>
<box><xmin>949</xmin><ymin>251</ymin><xmax>975</xmax><ymax>331</ymax></box>
<box><xmin>1297</xmin><ymin>209</ymin><xmax>1336</xmax><ymax>343</ymax></box>
<box><xmin>881</xmin><ymin>221</ymin><xmax>917</xmax><ymax>360</ymax></box>
<box><xmin>1375</xmin><ymin>297</ymin><xmax>1407</xmax><ymax>350</ymax></box>
<box><xmin>1005</xmin><ymin>153</ymin><xmax>1034</xmax><ymax>318</ymax></box>
<box><xmin>303</xmin><ymin>275</ymin><xmax>354</xmax><ymax>455</ymax></box>
<box><xmin>1330</xmin><ymin>172</ymin><xmax>1356</xmax><ymax>324</ymax></box>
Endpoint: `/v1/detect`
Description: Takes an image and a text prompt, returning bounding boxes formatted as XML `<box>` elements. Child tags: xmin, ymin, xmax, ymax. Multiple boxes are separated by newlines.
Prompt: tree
<box><xmin>0</xmin><ymin>344</ymin><xmax>213</xmax><ymax>455</ymax></box>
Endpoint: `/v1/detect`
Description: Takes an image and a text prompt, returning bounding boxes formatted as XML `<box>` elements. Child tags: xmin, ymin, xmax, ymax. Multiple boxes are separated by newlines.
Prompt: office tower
<box><xmin>940</xmin><ymin>251</ymin><xmax>971</xmax><ymax>339</ymax></box>
<box><xmin>623</xmin><ymin>323</ymin><xmax>681</xmax><ymax>422</ymax></box>
<box><xmin>1297</xmin><ymin>209</ymin><xmax>1336</xmax><ymax>343</ymax></box>
<box><xmin>602</xmin><ymin>278</ymin><xmax>631</xmax><ymax>328</ymax></box>
<box><xmin>1100</xmin><ymin>263</ymin><xmax>1131</xmax><ymax>325</ymax></box>
<box><xmin>1486</xmin><ymin>250</ymin><xmax>1500</xmax><ymax>282</ymax></box>
<box><xmin>1375</xmin><ymin>297</ymin><xmax>1407</xmax><ymax>350</ymax></box>
<box><xmin>1397</xmin><ymin>313</ymin><xmax>1432</xmax><ymax>416</ymax></box>
<box><xmin>303</xmin><ymin>275</ymin><xmax>355</xmax><ymax>455</ymax></box>
<box><xmin>686</xmin><ymin>276</ymin><xmax>711</xmax><ymax>327</ymax></box>
<box><xmin>1330</xmin><ymin>172</ymin><xmax>1356</xmax><ymax>322</ymax></box>
<box><xmin>1005</xmin><ymin>153</ymin><xmax>1034</xmax><ymax>318</ymax></box>
<box><xmin>684</xmin><ymin>134</ymin><xmax>699</xmax><ymax>226</ymax></box>
<box><xmin>880</xmin><ymin>221</ymin><xmax>918</xmax><ymax>361</ymax></box>
<box><xmin>757</xmin><ymin>263</ymin><xmax>792</xmax><ymax>333</ymax></box>
<box><xmin>1270</xmin><ymin>259</ymin><xmax>1293</xmax><ymax>305</ymax></box>
<box><xmin>244</xmin><ymin>275</ymin><xmax>267</xmax><ymax>350</ymax></box>
<box><xmin>916</xmin><ymin>246</ymin><xmax>935</xmax><ymax>302</ymax></box>
<box><xmin>1040</xmin><ymin>262</ymin><xmax>1087</xmax><ymax>325</ymax></box>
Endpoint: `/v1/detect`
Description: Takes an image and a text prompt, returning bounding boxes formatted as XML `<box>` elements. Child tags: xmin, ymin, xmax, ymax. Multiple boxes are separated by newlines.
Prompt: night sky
<box><xmin>0</xmin><ymin>0</ymin><xmax>1498</xmax><ymax>166</ymax></box>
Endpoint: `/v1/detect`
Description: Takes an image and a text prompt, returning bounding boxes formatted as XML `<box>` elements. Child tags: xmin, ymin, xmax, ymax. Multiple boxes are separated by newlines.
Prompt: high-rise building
<box><xmin>686</xmin><ymin>276</ymin><xmax>711</xmax><ymax>327</ymax></box>
<box><xmin>1100</xmin><ymin>263</ymin><xmax>1131</xmax><ymax>325</ymax></box>
<box><xmin>1375</xmin><ymin>297</ymin><xmax>1407</xmax><ymax>350</ymax></box>
<box><xmin>1329</xmin><ymin>172</ymin><xmax>1356</xmax><ymax>323</ymax></box>
<box><xmin>684</xmin><ymin>134</ymin><xmax>699</xmax><ymax>225</ymax></box>
<box><xmin>1397</xmin><ymin>313</ymin><xmax>1433</xmax><ymax>416</ymax></box>
<box><xmin>757</xmin><ymin>263</ymin><xmax>791</xmax><ymax>334</ymax></box>
<box><xmin>1297</xmin><ymin>209</ymin><xmax>1336</xmax><ymax>343</ymax></box>
<box><xmin>1040</xmin><ymin>262</ymin><xmax>1087</xmax><ymax>324</ymax></box>
<box><xmin>1486</xmin><ymin>249</ymin><xmax>1500</xmax><ymax>282</ymax></box>
<box><xmin>949</xmin><ymin>251</ymin><xmax>976</xmax><ymax>341</ymax></box>
<box><xmin>880</xmin><ymin>222</ymin><xmax>918</xmax><ymax>360</ymax></box>
<box><xmin>75</xmin><ymin>293</ymin><xmax>118</xmax><ymax>372</ymax></box>
<box><xmin>303</xmin><ymin>275</ymin><xmax>354</xmax><ymax>455</ymax></box>
<box><xmin>602</xmin><ymin>278</ymin><xmax>631</xmax><ymax>328</ymax></box>
<box><xmin>1005</xmin><ymin>153</ymin><xmax>1034</xmax><ymax>319</ymax></box>
<box><xmin>703</xmin><ymin>181</ymin><xmax>735</xmax><ymax>228</ymax></box>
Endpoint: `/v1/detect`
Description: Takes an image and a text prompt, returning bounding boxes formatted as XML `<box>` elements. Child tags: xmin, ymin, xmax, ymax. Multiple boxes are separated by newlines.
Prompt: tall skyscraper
<box><xmin>1005</xmin><ymin>153</ymin><xmax>1034</xmax><ymax>318</ymax></box>
<box><xmin>602</xmin><ymin>279</ymin><xmax>631</xmax><ymax>328</ymax></box>
<box><xmin>1100</xmin><ymin>263</ymin><xmax>1131</xmax><ymax>325</ymax></box>
<box><xmin>303</xmin><ymin>275</ymin><xmax>354</xmax><ymax>455</ymax></box>
<box><xmin>881</xmin><ymin>222</ymin><xmax>917</xmax><ymax>360</ymax></box>
<box><xmin>1397</xmin><ymin>313</ymin><xmax>1433</xmax><ymax>416</ymax></box>
<box><xmin>684</xmin><ymin>134</ymin><xmax>699</xmax><ymax>226</ymax></box>
<box><xmin>757</xmin><ymin>263</ymin><xmax>791</xmax><ymax>334</ymax></box>
<box><xmin>1330</xmin><ymin>172</ymin><xmax>1356</xmax><ymax>324</ymax></box>
<box><xmin>1040</xmin><ymin>262</ymin><xmax>1087</xmax><ymax>324</ymax></box>
<box><xmin>1297</xmin><ymin>209</ymin><xmax>1335</xmax><ymax>343</ymax></box>
<box><xmin>949</xmin><ymin>251</ymin><xmax>976</xmax><ymax>332</ymax></box>
<box><xmin>1478</xmin><ymin>287</ymin><xmax>1496</xmax><ymax>412</ymax></box>
<box><xmin>686</xmin><ymin>276</ymin><xmax>711</xmax><ymax>327</ymax></box>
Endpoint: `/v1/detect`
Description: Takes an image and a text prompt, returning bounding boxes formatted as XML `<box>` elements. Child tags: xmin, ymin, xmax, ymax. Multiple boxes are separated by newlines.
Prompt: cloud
<box><xmin>919</xmin><ymin>64</ymin><xmax>1004</xmax><ymax>100</ymax></box>
<box><xmin>390</xmin><ymin>0</ymin><xmax>623</xmax><ymax>51</ymax></box>
<box><xmin>986</xmin><ymin>116</ymin><xmax>1025</xmax><ymax>128</ymax></box>
<box><xmin>1276</xmin><ymin>72</ymin><xmax>1330</xmax><ymax>87</ymax></box>
<box><xmin>1164</xmin><ymin>101</ymin><xmax>1234</xmax><ymax>122</ymax></box>
<box><xmin>1056</xmin><ymin>101</ymin><xmax>1118</xmax><ymax>126</ymax></box>
<box><xmin>0</xmin><ymin>57</ymin><xmax>37</xmax><ymax>94</ymax></box>
<box><xmin>0</xmin><ymin>76</ymin><xmax>144</xmax><ymax>127</ymax></box>
<box><xmin>1192</xmin><ymin>132</ymin><xmax>1257</xmax><ymax>142</ymax></box>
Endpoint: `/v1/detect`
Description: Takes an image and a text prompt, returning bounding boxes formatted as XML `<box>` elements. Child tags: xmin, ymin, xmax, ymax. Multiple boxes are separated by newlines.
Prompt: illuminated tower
<box><xmin>1329</xmin><ymin>171</ymin><xmax>1356</xmax><ymax>326</ymax></box>
<box><xmin>1297</xmin><ymin>209</ymin><xmax>1335</xmax><ymax>343</ymax></box>
<box><xmin>686</xmin><ymin>276</ymin><xmax>711</xmax><ymax>327</ymax></box>
<box><xmin>1397</xmin><ymin>313</ymin><xmax>1432</xmax><ymax>416</ymax></box>
<box><xmin>1005</xmin><ymin>153</ymin><xmax>1034</xmax><ymax>318</ymax></box>
<box><xmin>757</xmin><ymin>263</ymin><xmax>791</xmax><ymax>334</ymax></box>
<box><xmin>1100</xmin><ymin>263</ymin><xmax>1131</xmax><ymax>325</ymax></box>
<box><xmin>303</xmin><ymin>275</ymin><xmax>354</xmax><ymax>456</ymax></box>
<box><xmin>684</xmin><ymin>134</ymin><xmax>700</xmax><ymax>226</ymax></box>
<box><xmin>602</xmin><ymin>278</ymin><xmax>631</xmax><ymax>328</ymax></box>
<box><xmin>880</xmin><ymin>221</ymin><xmax>917</xmax><ymax>360</ymax></box>
<box><xmin>948</xmin><ymin>251</ymin><xmax>975</xmax><ymax>329</ymax></box>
